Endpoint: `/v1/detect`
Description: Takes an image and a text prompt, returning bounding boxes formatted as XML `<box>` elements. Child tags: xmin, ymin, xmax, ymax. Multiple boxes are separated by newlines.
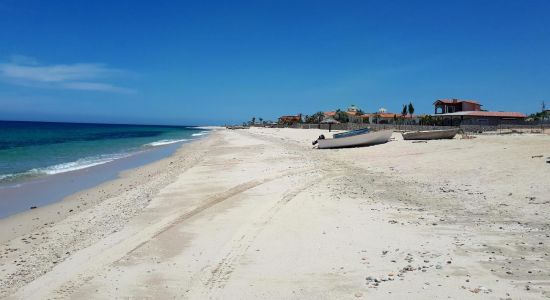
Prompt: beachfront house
<box><xmin>324</xmin><ymin>105</ymin><xmax>369</xmax><ymax>123</ymax></box>
<box><xmin>347</xmin><ymin>105</ymin><xmax>371</xmax><ymax>123</ymax></box>
<box><xmin>368</xmin><ymin>108</ymin><xmax>418</xmax><ymax>124</ymax></box>
<box><xmin>278</xmin><ymin>114</ymin><xmax>302</xmax><ymax>125</ymax></box>
<box><xmin>370</xmin><ymin>113</ymin><xmax>416</xmax><ymax>124</ymax></box>
<box><xmin>434</xmin><ymin>99</ymin><xmax>482</xmax><ymax>114</ymax></box>
<box><xmin>433</xmin><ymin>98</ymin><xmax>527</xmax><ymax>125</ymax></box>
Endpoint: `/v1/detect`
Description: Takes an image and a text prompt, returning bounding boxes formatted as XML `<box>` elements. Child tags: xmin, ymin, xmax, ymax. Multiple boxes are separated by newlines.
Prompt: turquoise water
<box><xmin>0</xmin><ymin>121</ymin><xmax>208</xmax><ymax>184</ymax></box>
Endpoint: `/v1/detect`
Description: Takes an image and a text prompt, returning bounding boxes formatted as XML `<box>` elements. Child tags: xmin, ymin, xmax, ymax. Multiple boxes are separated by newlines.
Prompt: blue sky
<box><xmin>0</xmin><ymin>0</ymin><xmax>549</xmax><ymax>125</ymax></box>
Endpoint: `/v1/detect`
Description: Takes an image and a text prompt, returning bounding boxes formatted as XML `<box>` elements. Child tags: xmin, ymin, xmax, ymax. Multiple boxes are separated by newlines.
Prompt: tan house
<box><xmin>366</xmin><ymin>107</ymin><xmax>418</xmax><ymax>124</ymax></box>
<box><xmin>324</xmin><ymin>105</ymin><xmax>368</xmax><ymax>123</ymax></box>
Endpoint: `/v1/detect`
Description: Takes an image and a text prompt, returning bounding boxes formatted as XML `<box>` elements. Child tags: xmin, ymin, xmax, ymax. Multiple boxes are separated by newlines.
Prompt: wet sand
<box><xmin>0</xmin><ymin>142</ymin><xmax>183</xmax><ymax>219</ymax></box>
<box><xmin>1</xmin><ymin>127</ymin><xmax>549</xmax><ymax>299</ymax></box>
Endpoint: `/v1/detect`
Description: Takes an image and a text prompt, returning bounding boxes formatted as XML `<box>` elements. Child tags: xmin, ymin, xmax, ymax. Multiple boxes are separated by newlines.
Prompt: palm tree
<box><xmin>312</xmin><ymin>111</ymin><xmax>325</xmax><ymax>123</ymax></box>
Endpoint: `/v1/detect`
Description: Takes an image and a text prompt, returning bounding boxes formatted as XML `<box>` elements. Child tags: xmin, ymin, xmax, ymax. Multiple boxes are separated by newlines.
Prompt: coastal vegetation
<box><xmin>527</xmin><ymin>102</ymin><xmax>549</xmax><ymax>122</ymax></box>
<box><xmin>252</xmin><ymin>99</ymin><xmax>549</xmax><ymax>128</ymax></box>
<box><xmin>304</xmin><ymin>112</ymin><xmax>325</xmax><ymax>124</ymax></box>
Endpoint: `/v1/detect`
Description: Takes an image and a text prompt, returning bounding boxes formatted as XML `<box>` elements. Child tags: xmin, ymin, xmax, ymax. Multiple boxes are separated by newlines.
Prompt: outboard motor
<box><xmin>312</xmin><ymin>134</ymin><xmax>325</xmax><ymax>145</ymax></box>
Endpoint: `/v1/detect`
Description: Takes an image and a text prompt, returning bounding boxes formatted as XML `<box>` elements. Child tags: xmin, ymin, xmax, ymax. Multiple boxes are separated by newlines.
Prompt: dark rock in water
<box><xmin>30</xmin><ymin>206</ymin><xmax>37</xmax><ymax>209</ymax></box>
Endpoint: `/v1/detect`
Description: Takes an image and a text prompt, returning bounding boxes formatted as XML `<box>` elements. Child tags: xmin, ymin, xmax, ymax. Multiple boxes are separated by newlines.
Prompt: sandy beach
<box><xmin>1</xmin><ymin>127</ymin><xmax>549</xmax><ymax>299</ymax></box>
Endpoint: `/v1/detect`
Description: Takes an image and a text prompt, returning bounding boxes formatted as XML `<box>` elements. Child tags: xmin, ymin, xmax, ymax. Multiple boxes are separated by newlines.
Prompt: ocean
<box><xmin>0</xmin><ymin>121</ymin><xmax>208</xmax><ymax>217</ymax></box>
<box><xmin>0</xmin><ymin>121</ymin><xmax>207</xmax><ymax>183</ymax></box>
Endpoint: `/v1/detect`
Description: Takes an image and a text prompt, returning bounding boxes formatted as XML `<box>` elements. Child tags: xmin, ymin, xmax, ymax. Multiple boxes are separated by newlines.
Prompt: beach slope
<box><xmin>1</xmin><ymin>128</ymin><xmax>549</xmax><ymax>299</ymax></box>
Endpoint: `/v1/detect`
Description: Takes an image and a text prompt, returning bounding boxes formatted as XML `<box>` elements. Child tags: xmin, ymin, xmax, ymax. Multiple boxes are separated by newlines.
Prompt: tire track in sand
<box><xmin>186</xmin><ymin>170</ymin><xmax>326</xmax><ymax>299</ymax></box>
<box><xmin>12</xmin><ymin>167</ymin><xmax>314</xmax><ymax>299</ymax></box>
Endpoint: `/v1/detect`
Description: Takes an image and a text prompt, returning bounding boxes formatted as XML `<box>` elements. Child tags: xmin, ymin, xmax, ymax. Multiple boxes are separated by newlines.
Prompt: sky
<box><xmin>0</xmin><ymin>0</ymin><xmax>549</xmax><ymax>125</ymax></box>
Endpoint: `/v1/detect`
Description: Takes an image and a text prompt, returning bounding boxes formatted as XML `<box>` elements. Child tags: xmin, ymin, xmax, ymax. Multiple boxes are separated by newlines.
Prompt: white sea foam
<box><xmin>0</xmin><ymin>173</ymin><xmax>25</xmax><ymax>186</ymax></box>
<box><xmin>191</xmin><ymin>131</ymin><xmax>209</xmax><ymax>137</ymax></box>
<box><xmin>146</xmin><ymin>139</ymin><xmax>189</xmax><ymax>147</ymax></box>
<box><xmin>0</xmin><ymin>174</ymin><xmax>13</xmax><ymax>181</ymax></box>
<box><xmin>29</xmin><ymin>153</ymin><xmax>131</xmax><ymax>176</ymax></box>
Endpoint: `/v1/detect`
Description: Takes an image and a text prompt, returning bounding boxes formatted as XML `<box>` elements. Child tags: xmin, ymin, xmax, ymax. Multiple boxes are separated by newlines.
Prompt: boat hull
<box><xmin>402</xmin><ymin>129</ymin><xmax>459</xmax><ymax>140</ymax></box>
<box><xmin>317</xmin><ymin>130</ymin><xmax>393</xmax><ymax>149</ymax></box>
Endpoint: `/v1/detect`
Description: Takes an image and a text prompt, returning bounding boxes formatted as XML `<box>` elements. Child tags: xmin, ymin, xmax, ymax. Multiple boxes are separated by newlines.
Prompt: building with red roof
<box><xmin>324</xmin><ymin>105</ymin><xmax>369</xmax><ymax>123</ymax></box>
<box><xmin>324</xmin><ymin>111</ymin><xmax>336</xmax><ymax>118</ymax></box>
<box><xmin>434</xmin><ymin>99</ymin><xmax>482</xmax><ymax>114</ymax></box>
<box><xmin>278</xmin><ymin>114</ymin><xmax>302</xmax><ymax>125</ymax></box>
<box><xmin>369</xmin><ymin>112</ymin><xmax>418</xmax><ymax>124</ymax></box>
<box><xmin>433</xmin><ymin>99</ymin><xmax>526</xmax><ymax>125</ymax></box>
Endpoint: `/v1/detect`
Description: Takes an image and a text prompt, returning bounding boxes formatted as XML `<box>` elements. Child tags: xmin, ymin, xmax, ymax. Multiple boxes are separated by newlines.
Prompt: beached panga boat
<box><xmin>402</xmin><ymin>128</ymin><xmax>460</xmax><ymax>140</ymax></box>
<box><xmin>313</xmin><ymin>129</ymin><xmax>394</xmax><ymax>149</ymax></box>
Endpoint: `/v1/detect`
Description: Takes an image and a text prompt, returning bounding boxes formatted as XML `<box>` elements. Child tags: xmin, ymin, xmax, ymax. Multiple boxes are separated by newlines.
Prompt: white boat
<box><xmin>315</xmin><ymin>129</ymin><xmax>394</xmax><ymax>149</ymax></box>
<box><xmin>402</xmin><ymin>128</ymin><xmax>460</xmax><ymax>140</ymax></box>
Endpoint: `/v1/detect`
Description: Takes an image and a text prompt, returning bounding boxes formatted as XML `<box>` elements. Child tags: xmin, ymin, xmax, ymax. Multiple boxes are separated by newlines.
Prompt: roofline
<box><xmin>433</xmin><ymin>99</ymin><xmax>482</xmax><ymax>105</ymax></box>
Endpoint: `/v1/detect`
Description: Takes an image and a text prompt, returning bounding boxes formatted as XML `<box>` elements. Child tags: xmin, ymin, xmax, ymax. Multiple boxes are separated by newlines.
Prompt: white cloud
<box><xmin>0</xmin><ymin>56</ymin><xmax>135</xmax><ymax>93</ymax></box>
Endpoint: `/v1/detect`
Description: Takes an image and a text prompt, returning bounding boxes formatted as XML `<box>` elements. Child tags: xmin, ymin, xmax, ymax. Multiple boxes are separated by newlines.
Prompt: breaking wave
<box><xmin>145</xmin><ymin>139</ymin><xmax>189</xmax><ymax>147</ymax></box>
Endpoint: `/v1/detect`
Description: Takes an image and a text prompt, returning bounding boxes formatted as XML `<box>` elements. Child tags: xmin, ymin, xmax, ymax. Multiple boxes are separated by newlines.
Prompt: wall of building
<box><xmin>459</xmin><ymin>117</ymin><xmax>525</xmax><ymax>126</ymax></box>
<box><xmin>461</xmin><ymin>102</ymin><xmax>480</xmax><ymax>111</ymax></box>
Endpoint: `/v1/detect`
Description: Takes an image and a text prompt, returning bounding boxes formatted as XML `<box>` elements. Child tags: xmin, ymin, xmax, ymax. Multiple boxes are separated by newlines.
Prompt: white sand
<box><xmin>1</xmin><ymin>128</ymin><xmax>549</xmax><ymax>299</ymax></box>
